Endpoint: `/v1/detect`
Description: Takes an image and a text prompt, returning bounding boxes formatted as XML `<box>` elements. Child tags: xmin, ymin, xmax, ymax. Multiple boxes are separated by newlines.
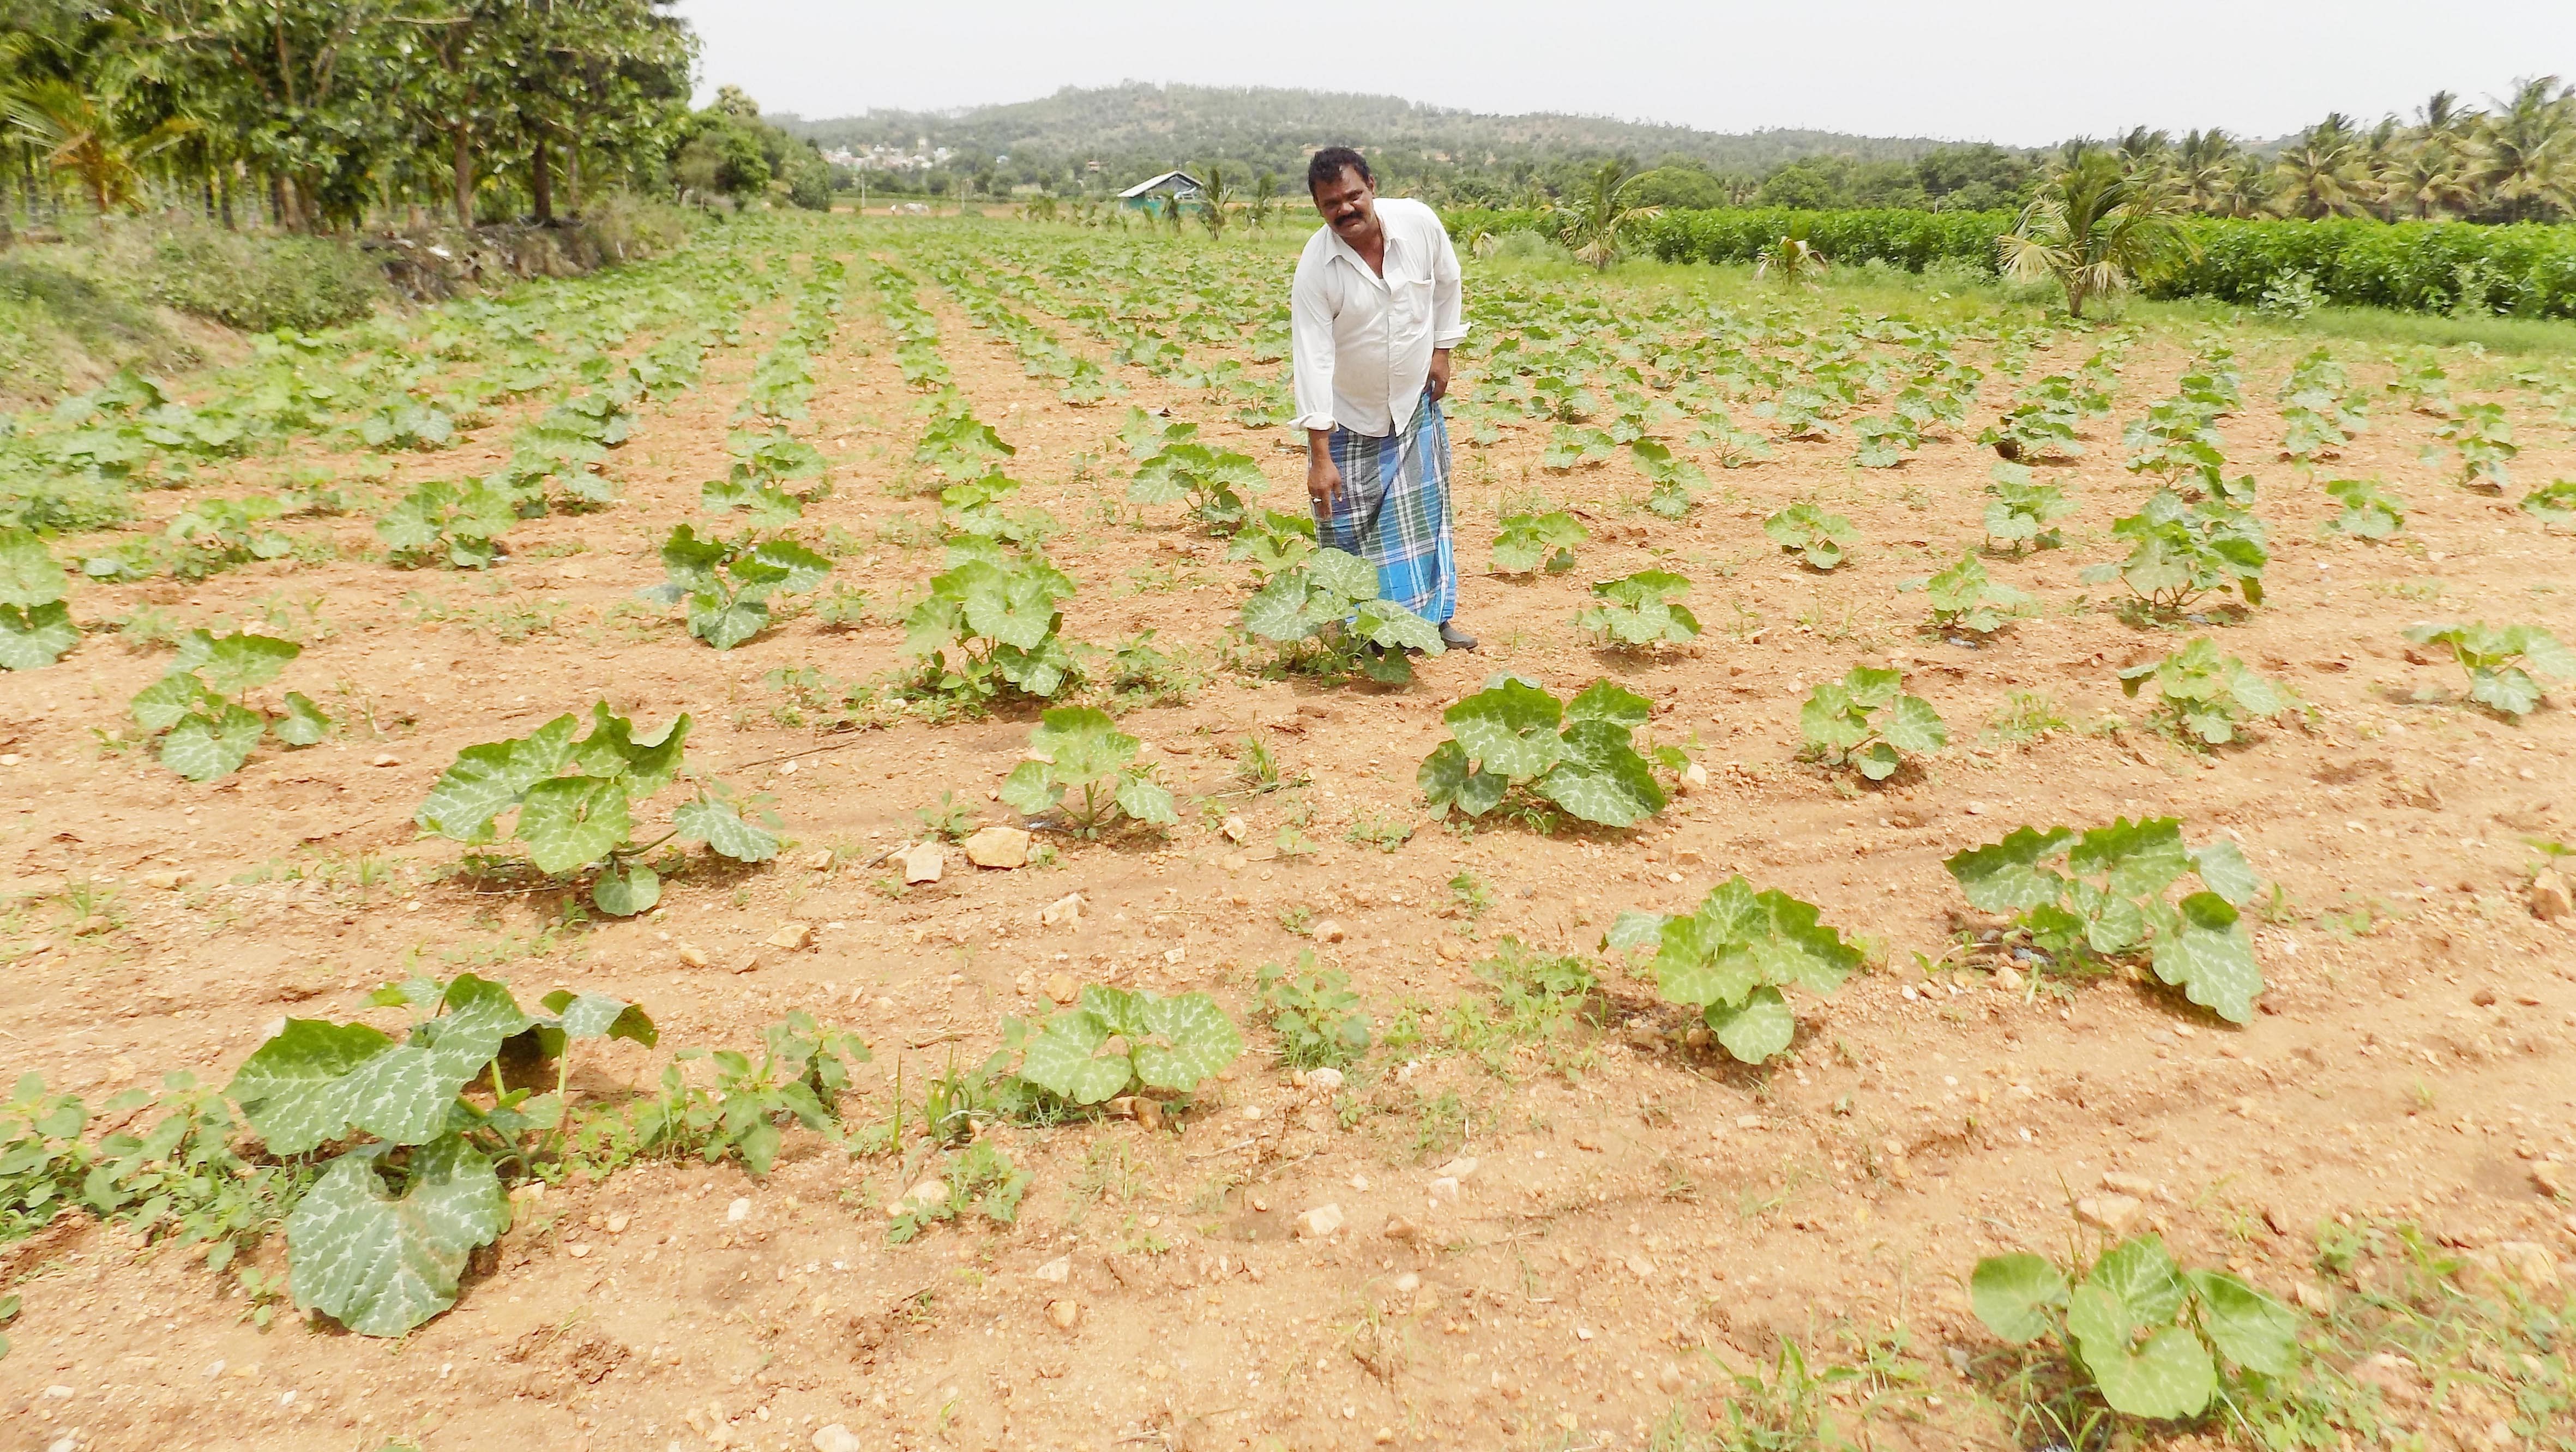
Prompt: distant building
<box><xmin>1118</xmin><ymin>170</ymin><xmax>1206</xmax><ymax>213</ymax></box>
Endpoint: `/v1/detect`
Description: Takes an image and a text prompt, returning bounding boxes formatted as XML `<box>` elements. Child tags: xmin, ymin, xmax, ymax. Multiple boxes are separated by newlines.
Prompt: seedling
<box><xmin>1420</xmin><ymin>677</ymin><xmax>1668</xmax><ymax>829</ymax></box>
<box><xmin>2519</xmin><ymin>478</ymin><xmax>2576</xmax><ymax>528</ymax></box>
<box><xmin>1686</xmin><ymin>413</ymin><xmax>1772</xmax><ymax>467</ymax></box>
<box><xmin>1945</xmin><ymin>817</ymin><xmax>2265</xmax><ymax>1021</ymax></box>
<box><xmin>2322</xmin><ymin>478</ymin><xmax>2404</xmax><ymax>539</ymax></box>
<box><xmin>1122</xmin><ymin>408</ymin><xmax>1265</xmax><ymax>530</ymax></box>
<box><xmin>229</xmin><ymin>974</ymin><xmax>659</xmax><ymax>1335</ymax></box>
<box><xmin>1764</xmin><ymin>502</ymin><xmax>1858</xmax><ymax>570</ymax></box>
<box><xmin>1903</xmin><ymin>552</ymin><xmax>2032</xmax><ymax>637</ymax></box>
<box><xmin>1490</xmin><ymin>510</ymin><xmax>1585</xmax><ymax>575</ymax></box>
<box><xmin>2081</xmin><ymin>490</ymin><xmax>2267</xmax><ymax>616</ymax></box>
<box><xmin>1799</xmin><ymin>666</ymin><xmax>1945</xmax><ymax>781</ymax></box>
<box><xmin>1632</xmin><ymin>438</ymin><xmax>1709</xmax><ymax>516</ymax></box>
<box><xmin>1971</xmin><ymin>1235</ymin><xmax>2297</xmax><ymax>1420</ymax></box>
<box><xmin>998</xmin><ymin>707</ymin><xmax>1179</xmax><ymax>834</ymax></box>
<box><xmin>1576</xmin><ymin>569</ymin><xmax>1701</xmax><ymax>648</ymax></box>
<box><xmin>1984</xmin><ymin>462</ymin><xmax>2075</xmax><ymax>552</ymax></box>
<box><xmin>2402</xmin><ymin>621</ymin><xmax>2576</xmax><ymax>716</ymax></box>
<box><xmin>416</xmin><ymin>702</ymin><xmax>778</xmax><ymax>914</ymax></box>
<box><xmin>2422</xmin><ymin>401</ymin><xmax>2515</xmax><ymax>490</ymax></box>
<box><xmin>901</xmin><ymin>541</ymin><xmax>1081</xmax><ymax>703</ymax></box>
<box><xmin>887</xmin><ymin>1143</ymin><xmax>1030</xmax><ymax>1244</ymax></box>
<box><xmin>1608</xmin><ymin>876</ymin><xmax>1861</xmax><ymax>1064</ymax></box>
<box><xmin>1226</xmin><ymin>509</ymin><xmax>1317</xmax><ymax>578</ymax></box>
<box><xmin>2118</xmin><ymin>638</ymin><xmax>2289</xmax><ymax>746</ymax></box>
<box><xmin>127</xmin><ymin>631</ymin><xmax>328</xmax><ymax>780</ymax></box>
<box><xmin>1259</xmin><ymin>954</ymin><xmax>1371</xmax><ymax>1069</ymax></box>
<box><xmin>998</xmin><ymin>985</ymin><xmax>1243</xmax><ymax>1107</ymax></box>
<box><xmin>379</xmin><ymin>479</ymin><xmax>522</xmax><ymax>569</ymax></box>
<box><xmin>0</xmin><ymin>529</ymin><xmax>77</xmax><ymax>668</ymax></box>
<box><xmin>1240</xmin><ymin>546</ymin><xmax>1441</xmax><ymax>685</ymax></box>
<box><xmin>643</xmin><ymin>524</ymin><xmax>833</xmax><ymax>650</ymax></box>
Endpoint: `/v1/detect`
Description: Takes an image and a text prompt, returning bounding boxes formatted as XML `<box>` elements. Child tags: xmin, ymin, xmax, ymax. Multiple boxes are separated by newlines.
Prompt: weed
<box><xmin>1343</xmin><ymin>810</ymin><xmax>1415</xmax><ymax>853</ymax></box>
<box><xmin>1984</xmin><ymin>690</ymin><xmax>2068</xmax><ymax>746</ymax></box>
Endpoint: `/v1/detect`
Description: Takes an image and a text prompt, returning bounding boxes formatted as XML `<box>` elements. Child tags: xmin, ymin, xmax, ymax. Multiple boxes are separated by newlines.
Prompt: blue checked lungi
<box><xmin>1315</xmin><ymin>387</ymin><xmax>1456</xmax><ymax>624</ymax></box>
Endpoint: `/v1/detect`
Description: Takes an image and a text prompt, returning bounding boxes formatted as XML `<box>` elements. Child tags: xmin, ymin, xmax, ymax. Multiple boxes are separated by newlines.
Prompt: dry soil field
<box><xmin>1</xmin><ymin>214</ymin><xmax>2573</xmax><ymax>1452</ymax></box>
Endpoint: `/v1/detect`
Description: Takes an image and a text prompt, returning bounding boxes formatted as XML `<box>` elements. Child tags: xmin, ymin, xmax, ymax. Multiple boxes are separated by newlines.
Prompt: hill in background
<box><xmin>772</xmin><ymin>82</ymin><xmax>1964</xmax><ymax>203</ymax></box>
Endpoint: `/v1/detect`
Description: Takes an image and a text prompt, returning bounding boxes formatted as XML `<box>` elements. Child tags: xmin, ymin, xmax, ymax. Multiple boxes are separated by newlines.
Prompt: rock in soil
<box><xmin>962</xmin><ymin>826</ymin><xmax>1031</xmax><ymax>869</ymax></box>
<box><xmin>900</xmin><ymin>841</ymin><xmax>946</xmax><ymax>884</ymax></box>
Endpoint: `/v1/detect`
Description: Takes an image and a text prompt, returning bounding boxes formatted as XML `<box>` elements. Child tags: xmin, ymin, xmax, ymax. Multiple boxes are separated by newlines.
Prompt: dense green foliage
<box><xmin>1449</xmin><ymin>204</ymin><xmax>2576</xmax><ymax>318</ymax></box>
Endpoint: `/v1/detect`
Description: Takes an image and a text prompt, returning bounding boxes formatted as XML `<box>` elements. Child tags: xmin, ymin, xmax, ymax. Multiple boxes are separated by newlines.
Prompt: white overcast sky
<box><xmin>673</xmin><ymin>0</ymin><xmax>2575</xmax><ymax>146</ymax></box>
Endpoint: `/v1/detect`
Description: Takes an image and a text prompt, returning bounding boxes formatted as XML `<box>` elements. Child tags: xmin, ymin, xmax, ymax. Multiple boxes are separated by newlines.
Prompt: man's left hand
<box><xmin>1428</xmin><ymin>350</ymin><xmax>1451</xmax><ymax>402</ymax></box>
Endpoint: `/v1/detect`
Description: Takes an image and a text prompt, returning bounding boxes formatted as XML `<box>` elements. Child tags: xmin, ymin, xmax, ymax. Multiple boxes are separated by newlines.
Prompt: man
<box><xmin>1290</xmin><ymin>146</ymin><xmax>1476</xmax><ymax>651</ymax></box>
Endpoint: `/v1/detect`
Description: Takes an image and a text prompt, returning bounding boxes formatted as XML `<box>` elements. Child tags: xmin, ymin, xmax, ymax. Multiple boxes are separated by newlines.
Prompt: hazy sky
<box><xmin>673</xmin><ymin>0</ymin><xmax>2574</xmax><ymax>146</ymax></box>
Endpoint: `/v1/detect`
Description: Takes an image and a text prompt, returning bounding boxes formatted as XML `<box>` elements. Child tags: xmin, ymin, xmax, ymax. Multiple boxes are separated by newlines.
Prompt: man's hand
<box><xmin>1306</xmin><ymin>448</ymin><xmax>1345</xmax><ymax>509</ymax></box>
<box><xmin>1428</xmin><ymin>348</ymin><xmax>1452</xmax><ymax>402</ymax></box>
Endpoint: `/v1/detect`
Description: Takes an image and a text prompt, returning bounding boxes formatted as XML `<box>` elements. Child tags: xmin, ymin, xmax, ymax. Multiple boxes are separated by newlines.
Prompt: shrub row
<box><xmin>1443</xmin><ymin>204</ymin><xmax>2576</xmax><ymax>317</ymax></box>
<box><xmin>1444</xmin><ymin>205</ymin><xmax>2013</xmax><ymax>275</ymax></box>
<box><xmin>2156</xmin><ymin>218</ymin><xmax>2576</xmax><ymax>316</ymax></box>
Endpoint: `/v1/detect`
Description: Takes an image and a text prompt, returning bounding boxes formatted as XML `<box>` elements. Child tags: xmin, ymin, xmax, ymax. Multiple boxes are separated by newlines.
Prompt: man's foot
<box><xmin>1439</xmin><ymin>622</ymin><xmax>1479</xmax><ymax>652</ymax></box>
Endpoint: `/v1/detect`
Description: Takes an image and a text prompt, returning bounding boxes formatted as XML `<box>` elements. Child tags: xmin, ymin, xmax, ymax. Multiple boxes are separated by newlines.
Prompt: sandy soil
<box><xmin>1</xmin><ymin>221</ymin><xmax>2573</xmax><ymax>1452</ymax></box>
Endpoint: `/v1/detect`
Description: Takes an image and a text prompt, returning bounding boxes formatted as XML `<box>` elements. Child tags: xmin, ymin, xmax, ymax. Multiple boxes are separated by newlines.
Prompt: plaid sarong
<box><xmin>1316</xmin><ymin>387</ymin><xmax>1455</xmax><ymax>624</ymax></box>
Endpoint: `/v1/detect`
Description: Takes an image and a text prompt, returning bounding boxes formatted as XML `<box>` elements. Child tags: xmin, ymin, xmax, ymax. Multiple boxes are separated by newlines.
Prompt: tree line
<box><xmin>1463</xmin><ymin>80</ymin><xmax>2576</xmax><ymax>227</ymax></box>
<box><xmin>821</xmin><ymin>76</ymin><xmax>2576</xmax><ymax>232</ymax></box>
<box><xmin>0</xmin><ymin>1</ymin><xmax>834</xmax><ymax>233</ymax></box>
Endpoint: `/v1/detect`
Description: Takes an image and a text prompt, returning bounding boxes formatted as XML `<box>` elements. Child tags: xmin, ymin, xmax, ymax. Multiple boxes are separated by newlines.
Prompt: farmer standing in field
<box><xmin>1291</xmin><ymin>146</ymin><xmax>1477</xmax><ymax>650</ymax></box>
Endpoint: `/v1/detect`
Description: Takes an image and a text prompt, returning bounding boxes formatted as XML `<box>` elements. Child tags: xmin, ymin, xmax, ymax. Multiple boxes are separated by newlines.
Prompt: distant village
<box><xmin>817</xmin><ymin>138</ymin><xmax>962</xmax><ymax>172</ymax></box>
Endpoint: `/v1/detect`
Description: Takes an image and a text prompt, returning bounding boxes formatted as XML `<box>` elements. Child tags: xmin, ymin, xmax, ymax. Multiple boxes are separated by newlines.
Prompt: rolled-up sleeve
<box><xmin>1290</xmin><ymin>251</ymin><xmax>1338</xmax><ymax>433</ymax></box>
<box><xmin>1430</xmin><ymin>219</ymin><xmax>1468</xmax><ymax>350</ymax></box>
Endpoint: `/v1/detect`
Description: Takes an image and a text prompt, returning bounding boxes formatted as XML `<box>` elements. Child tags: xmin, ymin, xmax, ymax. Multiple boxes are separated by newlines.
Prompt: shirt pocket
<box><xmin>1392</xmin><ymin>274</ymin><xmax>1434</xmax><ymax>332</ymax></box>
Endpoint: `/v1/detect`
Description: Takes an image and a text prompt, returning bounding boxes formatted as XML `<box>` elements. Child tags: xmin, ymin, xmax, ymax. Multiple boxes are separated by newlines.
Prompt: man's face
<box><xmin>1311</xmin><ymin>167</ymin><xmax>1377</xmax><ymax>241</ymax></box>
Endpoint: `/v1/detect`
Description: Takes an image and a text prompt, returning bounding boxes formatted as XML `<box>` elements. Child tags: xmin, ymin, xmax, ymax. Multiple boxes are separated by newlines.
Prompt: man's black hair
<box><xmin>1307</xmin><ymin>147</ymin><xmax>1373</xmax><ymax>195</ymax></box>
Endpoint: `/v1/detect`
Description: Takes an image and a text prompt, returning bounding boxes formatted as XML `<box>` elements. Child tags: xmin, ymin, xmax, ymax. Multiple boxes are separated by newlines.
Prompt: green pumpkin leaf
<box><xmin>540</xmin><ymin>990</ymin><xmax>658</xmax><ymax>1047</ymax></box>
<box><xmin>591</xmin><ymin>860</ymin><xmax>660</xmax><ymax>916</ymax></box>
<box><xmin>273</xmin><ymin>691</ymin><xmax>330</xmax><ymax>747</ymax></box>
<box><xmin>225</xmin><ymin>1020</ymin><xmax>398</xmax><ymax>1156</ymax></box>
<box><xmin>159</xmin><ymin>703</ymin><xmax>267</xmax><ymax>781</ymax></box>
<box><xmin>0</xmin><ymin>529</ymin><xmax>68</xmax><ymax>608</ymax></box>
<box><xmin>1971</xmin><ymin>1253</ymin><xmax>2067</xmax><ymax>1343</ymax></box>
<box><xmin>1446</xmin><ymin>679</ymin><xmax>1563</xmax><ymax>779</ymax></box>
<box><xmin>1133</xmin><ymin>991</ymin><xmax>1244</xmax><ymax>1091</ymax></box>
<box><xmin>0</xmin><ymin>601</ymin><xmax>80</xmax><ymax>671</ymax></box>
<box><xmin>417</xmin><ymin>714</ymin><xmax>579</xmax><ymax>842</ymax></box>
<box><xmin>2188</xmin><ymin>1269</ymin><xmax>2299</xmax><ymax>1377</ymax></box>
<box><xmin>1945</xmin><ymin>827</ymin><xmax>2077</xmax><ymax>913</ymax></box>
<box><xmin>1705</xmin><ymin>985</ymin><xmax>1795</xmax><ymax>1063</ymax></box>
<box><xmin>515</xmin><ymin>775</ymin><xmax>631</xmax><ymax>875</ymax></box>
<box><xmin>672</xmin><ymin>794</ymin><xmax>779</xmax><ymax>863</ymax></box>
<box><xmin>2148</xmin><ymin>891</ymin><xmax>2263</xmax><ymax>1023</ymax></box>
<box><xmin>284</xmin><ymin>1136</ymin><xmax>508</xmax><ymax>1336</ymax></box>
<box><xmin>1016</xmin><ymin>1007</ymin><xmax>1132</xmax><ymax>1105</ymax></box>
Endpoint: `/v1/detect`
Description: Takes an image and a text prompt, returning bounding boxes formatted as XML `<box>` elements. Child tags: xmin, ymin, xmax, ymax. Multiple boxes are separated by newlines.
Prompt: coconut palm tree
<box><xmin>2386</xmin><ymin>92</ymin><xmax>2486</xmax><ymax>219</ymax></box>
<box><xmin>1196</xmin><ymin>162</ymin><xmax>1237</xmax><ymax>239</ymax></box>
<box><xmin>1754</xmin><ymin>225</ymin><xmax>1828</xmax><ymax>287</ymax></box>
<box><xmin>1548</xmin><ymin>159</ymin><xmax>1661</xmax><ymax>270</ymax></box>
<box><xmin>3</xmin><ymin>76</ymin><xmax>197</xmax><ymax>213</ymax></box>
<box><xmin>1998</xmin><ymin>147</ymin><xmax>2193</xmax><ymax>320</ymax></box>
<box><xmin>2172</xmin><ymin>129</ymin><xmax>2242</xmax><ymax>214</ymax></box>
<box><xmin>2477</xmin><ymin>75</ymin><xmax>2575</xmax><ymax>222</ymax></box>
<box><xmin>2271</xmin><ymin>114</ymin><xmax>2376</xmax><ymax>218</ymax></box>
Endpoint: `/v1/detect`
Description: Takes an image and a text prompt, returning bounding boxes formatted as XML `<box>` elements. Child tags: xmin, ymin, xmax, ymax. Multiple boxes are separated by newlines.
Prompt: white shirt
<box><xmin>1290</xmin><ymin>197</ymin><xmax>1467</xmax><ymax>438</ymax></box>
